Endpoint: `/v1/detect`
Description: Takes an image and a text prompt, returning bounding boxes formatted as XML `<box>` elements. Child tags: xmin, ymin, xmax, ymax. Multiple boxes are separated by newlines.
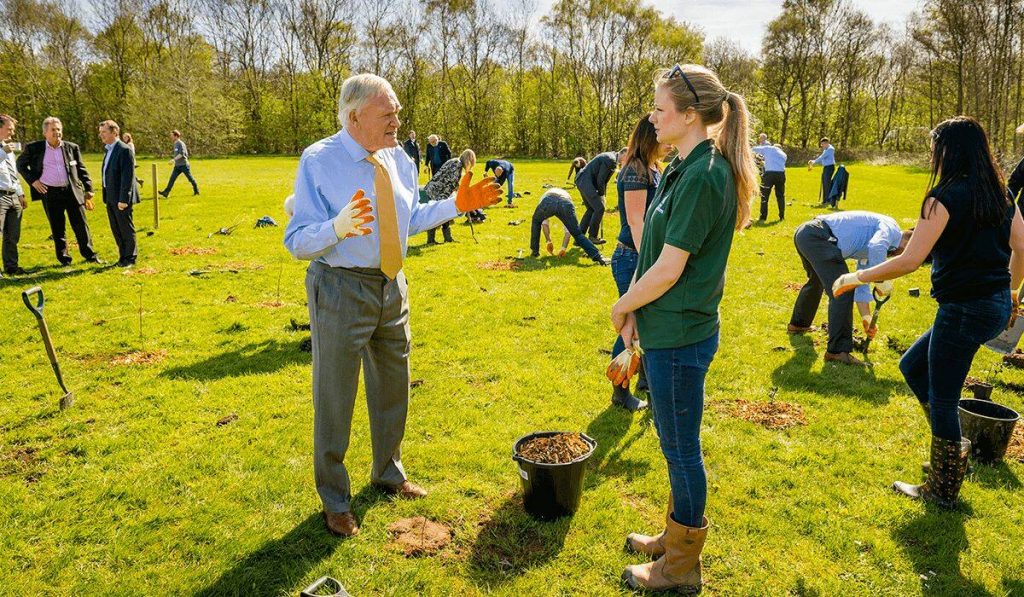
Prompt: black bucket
<box><xmin>959</xmin><ymin>399</ymin><xmax>1020</xmax><ymax>463</ymax></box>
<box><xmin>512</xmin><ymin>431</ymin><xmax>596</xmax><ymax>520</ymax></box>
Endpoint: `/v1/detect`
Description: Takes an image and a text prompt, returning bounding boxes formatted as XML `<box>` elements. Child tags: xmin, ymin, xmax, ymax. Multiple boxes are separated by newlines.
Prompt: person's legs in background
<box><xmin>161</xmin><ymin>165</ymin><xmax>183</xmax><ymax>196</ymax></box>
<box><xmin>505</xmin><ymin>170</ymin><xmax>515</xmax><ymax>206</ymax></box>
<box><xmin>555</xmin><ymin>202</ymin><xmax>604</xmax><ymax>263</ymax></box>
<box><xmin>609</xmin><ymin>245</ymin><xmax>645</xmax><ymax>411</ymax></box>
<box><xmin>0</xmin><ymin>194</ymin><xmax>23</xmax><ymax>273</ymax></box>
<box><xmin>182</xmin><ymin>165</ymin><xmax>199</xmax><ymax>195</ymax></box>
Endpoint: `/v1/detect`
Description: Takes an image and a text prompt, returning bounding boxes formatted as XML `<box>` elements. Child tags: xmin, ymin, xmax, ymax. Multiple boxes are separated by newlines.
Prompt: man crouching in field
<box><xmin>284</xmin><ymin>73</ymin><xmax>501</xmax><ymax>537</ymax></box>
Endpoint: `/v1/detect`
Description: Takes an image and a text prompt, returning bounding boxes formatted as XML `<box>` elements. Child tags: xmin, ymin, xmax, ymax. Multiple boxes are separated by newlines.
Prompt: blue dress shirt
<box><xmin>812</xmin><ymin>145</ymin><xmax>835</xmax><ymax>167</ymax></box>
<box><xmin>102</xmin><ymin>142</ymin><xmax>116</xmax><ymax>187</ymax></box>
<box><xmin>284</xmin><ymin>128</ymin><xmax>459</xmax><ymax>266</ymax></box>
<box><xmin>752</xmin><ymin>145</ymin><xmax>787</xmax><ymax>172</ymax></box>
<box><xmin>818</xmin><ymin>211</ymin><xmax>903</xmax><ymax>302</ymax></box>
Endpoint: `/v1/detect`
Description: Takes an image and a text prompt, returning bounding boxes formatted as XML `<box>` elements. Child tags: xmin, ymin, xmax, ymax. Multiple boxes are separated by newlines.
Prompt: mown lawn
<box><xmin>1</xmin><ymin>154</ymin><xmax>1021</xmax><ymax>596</ymax></box>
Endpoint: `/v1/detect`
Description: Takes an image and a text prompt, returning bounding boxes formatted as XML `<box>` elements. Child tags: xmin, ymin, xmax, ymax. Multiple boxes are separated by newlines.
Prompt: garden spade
<box><xmin>22</xmin><ymin>286</ymin><xmax>74</xmax><ymax>410</ymax></box>
<box><xmin>862</xmin><ymin>286</ymin><xmax>891</xmax><ymax>358</ymax></box>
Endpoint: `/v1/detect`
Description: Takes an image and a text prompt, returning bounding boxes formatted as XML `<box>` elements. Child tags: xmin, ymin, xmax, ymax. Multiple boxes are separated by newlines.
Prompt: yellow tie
<box><xmin>365</xmin><ymin>153</ymin><xmax>402</xmax><ymax>279</ymax></box>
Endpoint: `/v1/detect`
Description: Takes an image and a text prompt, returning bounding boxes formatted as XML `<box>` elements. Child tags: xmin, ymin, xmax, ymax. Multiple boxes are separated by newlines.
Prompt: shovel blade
<box><xmin>59</xmin><ymin>392</ymin><xmax>74</xmax><ymax>410</ymax></box>
<box><xmin>985</xmin><ymin>317</ymin><xmax>1024</xmax><ymax>354</ymax></box>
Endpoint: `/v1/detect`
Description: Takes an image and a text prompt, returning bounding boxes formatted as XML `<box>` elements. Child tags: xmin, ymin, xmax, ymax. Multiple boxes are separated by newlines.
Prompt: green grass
<box><xmin>1</xmin><ymin>155</ymin><xmax>1022</xmax><ymax>595</ymax></box>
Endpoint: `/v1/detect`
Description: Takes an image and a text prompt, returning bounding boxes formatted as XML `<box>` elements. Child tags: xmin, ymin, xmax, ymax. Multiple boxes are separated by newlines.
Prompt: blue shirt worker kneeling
<box><xmin>752</xmin><ymin>142</ymin><xmax>787</xmax><ymax>221</ymax></box>
<box><xmin>484</xmin><ymin>159</ymin><xmax>515</xmax><ymax>207</ymax></box>
<box><xmin>788</xmin><ymin>210</ymin><xmax>912</xmax><ymax>366</ymax></box>
<box><xmin>284</xmin><ymin>73</ymin><xmax>501</xmax><ymax>539</ymax></box>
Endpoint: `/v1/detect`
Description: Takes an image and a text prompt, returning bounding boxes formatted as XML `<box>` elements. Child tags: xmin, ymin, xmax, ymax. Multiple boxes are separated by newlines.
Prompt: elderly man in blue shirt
<box><xmin>752</xmin><ymin>142</ymin><xmax>787</xmax><ymax>221</ymax></box>
<box><xmin>808</xmin><ymin>137</ymin><xmax>836</xmax><ymax>206</ymax></box>
<box><xmin>788</xmin><ymin>211</ymin><xmax>912</xmax><ymax>365</ymax></box>
<box><xmin>284</xmin><ymin>73</ymin><xmax>501</xmax><ymax>537</ymax></box>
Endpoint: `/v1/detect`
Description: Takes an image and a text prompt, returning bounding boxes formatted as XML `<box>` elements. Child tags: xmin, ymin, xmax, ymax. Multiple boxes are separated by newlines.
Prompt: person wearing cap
<box><xmin>284</xmin><ymin>73</ymin><xmax>501</xmax><ymax>538</ymax></box>
<box><xmin>788</xmin><ymin>210</ymin><xmax>912</xmax><ymax>365</ymax></box>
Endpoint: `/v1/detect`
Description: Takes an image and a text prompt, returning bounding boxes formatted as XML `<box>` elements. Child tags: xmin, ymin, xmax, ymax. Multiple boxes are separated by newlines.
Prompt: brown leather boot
<box><xmin>624</xmin><ymin>492</ymin><xmax>672</xmax><ymax>557</ymax></box>
<box><xmin>323</xmin><ymin>510</ymin><xmax>359</xmax><ymax>537</ymax></box>
<box><xmin>824</xmin><ymin>351</ymin><xmax>865</xmax><ymax>365</ymax></box>
<box><xmin>894</xmin><ymin>435</ymin><xmax>971</xmax><ymax>510</ymax></box>
<box><xmin>622</xmin><ymin>515</ymin><xmax>708</xmax><ymax>593</ymax></box>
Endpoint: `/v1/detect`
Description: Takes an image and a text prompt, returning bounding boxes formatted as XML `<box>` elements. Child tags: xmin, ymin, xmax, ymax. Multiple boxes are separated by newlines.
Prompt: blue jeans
<box><xmin>611</xmin><ymin>245</ymin><xmax>638</xmax><ymax>358</ymax></box>
<box><xmin>505</xmin><ymin>171</ymin><xmax>515</xmax><ymax>205</ymax></box>
<box><xmin>645</xmin><ymin>332</ymin><xmax>719</xmax><ymax>527</ymax></box>
<box><xmin>529</xmin><ymin>196</ymin><xmax>601</xmax><ymax>260</ymax></box>
<box><xmin>899</xmin><ymin>291</ymin><xmax>1011</xmax><ymax>441</ymax></box>
<box><xmin>163</xmin><ymin>163</ymin><xmax>199</xmax><ymax>195</ymax></box>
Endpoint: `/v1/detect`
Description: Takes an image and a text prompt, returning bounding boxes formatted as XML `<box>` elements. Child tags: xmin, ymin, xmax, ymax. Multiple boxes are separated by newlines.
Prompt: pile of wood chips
<box><xmin>477</xmin><ymin>259</ymin><xmax>522</xmax><ymax>271</ymax></box>
<box><xmin>721</xmin><ymin>399</ymin><xmax>807</xmax><ymax>430</ymax></box>
<box><xmin>516</xmin><ymin>432</ymin><xmax>591</xmax><ymax>464</ymax></box>
<box><xmin>1006</xmin><ymin>424</ymin><xmax>1024</xmax><ymax>463</ymax></box>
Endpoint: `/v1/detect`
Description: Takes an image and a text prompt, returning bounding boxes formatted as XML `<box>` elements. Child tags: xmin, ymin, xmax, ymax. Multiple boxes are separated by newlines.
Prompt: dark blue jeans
<box><xmin>163</xmin><ymin>163</ymin><xmax>199</xmax><ymax>195</ymax></box>
<box><xmin>611</xmin><ymin>245</ymin><xmax>638</xmax><ymax>358</ymax></box>
<box><xmin>530</xmin><ymin>196</ymin><xmax>601</xmax><ymax>260</ymax></box>
<box><xmin>645</xmin><ymin>331</ymin><xmax>719</xmax><ymax>528</ymax></box>
<box><xmin>899</xmin><ymin>291</ymin><xmax>1011</xmax><ymax>441</ymax></box>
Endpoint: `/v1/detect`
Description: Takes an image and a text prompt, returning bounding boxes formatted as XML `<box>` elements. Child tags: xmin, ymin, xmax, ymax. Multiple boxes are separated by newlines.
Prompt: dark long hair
<box><xmin>623</xmin><ymin>113</ymin><xmax>663</xmax><ymax>184</ymax></box>
<box><xmin>925</xmin><ymin>116</ymin><xmax>1009</xmax><ymax>227</ymax></box>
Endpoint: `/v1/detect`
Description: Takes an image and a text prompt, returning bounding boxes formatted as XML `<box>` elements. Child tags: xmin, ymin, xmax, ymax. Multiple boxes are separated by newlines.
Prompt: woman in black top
<box><xmin>835</xmin><ymin>116</ymin><xmax>1024</xmax><ymax>509</ymax></box>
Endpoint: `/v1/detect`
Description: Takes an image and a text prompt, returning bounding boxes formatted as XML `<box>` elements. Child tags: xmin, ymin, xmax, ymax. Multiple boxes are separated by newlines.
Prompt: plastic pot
<box><xmin>512</xmin><ymin>431</ymin><xmax>596</xmax><ymax>520</ymax></box>
<box><xmin>959</xmin><ymin>398</ymin><xmax>1020</xmax><ymax>463</ymax></box>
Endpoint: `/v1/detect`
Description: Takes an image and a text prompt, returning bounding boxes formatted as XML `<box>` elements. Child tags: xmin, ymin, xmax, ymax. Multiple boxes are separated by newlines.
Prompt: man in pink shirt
<box><xmin>17</xmin><ymin>116</ymin><xmax>102</xmax><ymax>266</ymax></box>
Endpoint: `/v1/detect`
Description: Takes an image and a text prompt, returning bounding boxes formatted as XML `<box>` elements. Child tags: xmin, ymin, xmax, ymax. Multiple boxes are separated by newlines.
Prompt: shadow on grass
<box><xmin>4</xmin><ymin>263</ymin><xmax>100</xmax><ymax>285</ymax></box>
<box><xmin>770</xmin><ymin>334</ymin><xmax>905</xmax><ymax>401</ymax></box>
<box><xmin>751</xmin><ymin>218</ymin><xmax>783</xmax><ymax>228</ymax></box>
<box><xmin>160</xmin><ymin>339</ymin><xmax>309</xmax><ymax>380</ymax></box>
<box><xmin>893</xmin><ymin>505</ymin><xmax>993</xmax><ymax>596</ymax></box>
<box><xmin>466</xmin><ymin>494</ymin><xmax>570</xmax><ymax>588</ymax></box>
<box><xmin>970</xmin><ymin>460</ymin><xmax>1022</xmax><ymax>490</ymax></box>
<box><xmin>195</xmin><ymin>484</ymin><xmax>389</xmax><ymax>596</ymax></box>
<box><xmin>585</xmin><ymin>403</ymin><xmax>653</xmax><ymax>484</ymax></box>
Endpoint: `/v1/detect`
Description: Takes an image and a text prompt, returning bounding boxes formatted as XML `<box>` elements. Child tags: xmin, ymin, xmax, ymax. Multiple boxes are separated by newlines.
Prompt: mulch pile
<box><xmin>388</xmin><ymin>516</ymin><xmax>452</xmax><ymax>557</ymax></box>
<box><xmin>170</xmin><ymin>246</ymin><xmax>217</xmax><ymax>256</ymax></box>
<box><xmin>1006</xmin><ymin>424</ymin><xmax>1024</xmax><ymax>463</ymax></box>
<box><xmin>719</xmin><ymin>399</ymin><xmax>807</xmax><ymax>430</ymax></box>
<box><xmin>111</xmin><ymin>349</ymin><xmax>168</xmax><ymax>366</ymax></box>
<box><xmin>1003</xmin><ymin>349</ymin><xmax>1024</xmax><ymax>368</ymax></box>
<box><xmin>123</xmin><ymin>266</ymin><xmax>158</xmax><ymax>276</ymax></box>
<box><xmin>783</xmin><ymin>282</ymin><xmax>804</xmax><ymax>292</ymax></box>
<box><xmin>477</xmin><ymin>260</ymin><xmax>522</xmax><ymax>272</ymax></box>
<box><xmin>516</xmin><ymin>432</ymin><xmax>591</xmax><ymax>464</ymax></box>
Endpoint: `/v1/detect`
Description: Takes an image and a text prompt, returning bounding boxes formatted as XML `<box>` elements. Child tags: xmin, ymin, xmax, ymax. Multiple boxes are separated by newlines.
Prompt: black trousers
<box><xmin>578</xmin><ymin>191</ymin><xmax>605</xmax><ymax>238</ymax></box>
<box><xmin>790</xmin><ymin>219</ymin><xmax>853</xmax><ymax>354</ymax></box>
<box><xmin>106</xmin><ymin>202</ymin><xmax>137</xmax><ymax>264</ymax></box>
<box><xmin>759</xmin><ymin>171</ymin><xmax>786</xmax><ymax>220</ymax></box>
<box><xmin>0</xmin><ymin>193</ymin><xmax>23</xmax><ymax>271</ymax></box>
<box><xmin>821</xmin><ymin>164</ymin><xmax>836</xmax><ymax>206</ymax></box>
<box><xmin>42</xmin><ymin>186</ymin><xmax>96</xmax><ymax>263</ymax></box>
<box><xmin>426</xmin><ymin>221</ymin><xmax>453</xmax><ymax>243</ymax></box>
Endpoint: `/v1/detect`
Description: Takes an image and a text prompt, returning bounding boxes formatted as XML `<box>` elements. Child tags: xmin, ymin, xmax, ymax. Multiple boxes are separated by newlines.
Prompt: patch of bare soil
<box><xmin>1003</xmin><ymin>350</ymin><xmax>1024</xmax><ymax>368</ymax></box>
<box><xmin>258</xmin><ymin>301</ymin><xmax>285</xmax><ymax>308</ymax></box>
<box><xmin>170</xmin><ymin>246</ymin><xmax>217</xmax><ymax>256</ymax></box>
<box><xmin>783</xmin><ymin>282</ymin><xmax>804</xmax><ymax>292</ymax></box>
<box><xmin>1</xmin><ymin>445</ymin><xmax>47</xmax><ymax>485</ymax></box>
<box><xmin>111</xmin><ymin>349</ymin><xmax>168</xmax><ymax>366</ymax></box>
<box><xmin>1006</xmin><ymin>424</ymin><xmax>1024</xmax><ymax>463</ymax></box>
<box><xmin>887</xmin><ymin>336</ymin><xmax>911</xmax><ymax>355</ymax></box>
<box><xmin>388</xmin><ymin>516</ymin><xmax>452</xmax><ymax>556</ymax></box>
<box><xmin>718</xmin><ymin>399</ymin><xmax>807</xmax><ymax>430</ymax></box>
<box><xmin>216</xmin><ymin>413</ymin><xmax>238</xmax><ymax>427</ymax></box>
<box><xmin>516</xmin><ymin>433</ymin><xmax>591</xmax><ymax>464</ymax></box>
<box><xmin>123</xmin><ymin>266</ymin><xmax>158</xmax><ymax>276</ymax></box>
<box><xmin>222</xmin><ymin>261</ymin><xmax>265</xmax><ymax>271</ymax></box>
<box><xmin>477</xmin><ymin>259</ymin><xmax>522</xmax><ymax>272</ymax></box>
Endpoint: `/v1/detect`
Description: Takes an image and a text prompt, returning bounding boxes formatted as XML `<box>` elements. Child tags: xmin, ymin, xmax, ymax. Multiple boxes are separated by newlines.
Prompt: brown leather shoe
<box><xmin>323</xmin><ymin>510</ymin><xmax>359</xmax><ymax>537</ymax></box>
<box><xmin>379</xmin><ymin>480</ymin><xmax>428</xmax><ymax>499</ymax></box>
<box><xmin>824</xmin><ymin>351</ymin><xmax>865</xmax><ymax>366</ymax></box>
<box><xmin>787</xmin><ymin>323</ymin><xmax>816</xmax><ymax>334</ymax></box>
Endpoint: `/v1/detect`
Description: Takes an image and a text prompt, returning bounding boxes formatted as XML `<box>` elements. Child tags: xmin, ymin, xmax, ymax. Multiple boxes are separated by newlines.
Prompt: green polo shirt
<box><xmin>635</xmin><ymin>139</ymin><xmax>738</xmax><ymax>349</ymax></box>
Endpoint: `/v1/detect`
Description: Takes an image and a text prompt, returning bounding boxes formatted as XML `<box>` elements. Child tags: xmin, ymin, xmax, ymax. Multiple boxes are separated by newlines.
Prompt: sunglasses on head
<box><xmin>668</xmin><ymin>64</ymin><xmax>700</xmax><ymax>104</ymax></box>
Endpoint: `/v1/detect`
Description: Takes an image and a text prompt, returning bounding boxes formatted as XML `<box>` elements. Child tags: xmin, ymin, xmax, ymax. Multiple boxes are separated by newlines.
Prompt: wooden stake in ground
<box><xmin>152</xmin><ymin>163</ymin><xmax>159</xmax><ymax>229</ymax></box>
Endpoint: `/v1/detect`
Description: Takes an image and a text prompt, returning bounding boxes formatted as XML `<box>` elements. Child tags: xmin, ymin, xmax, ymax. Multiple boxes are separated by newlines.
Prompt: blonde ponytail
<box><xmin>720</xmin><ymin>92</ymin><xmax>755</xmax><ymax>230</ymax></box>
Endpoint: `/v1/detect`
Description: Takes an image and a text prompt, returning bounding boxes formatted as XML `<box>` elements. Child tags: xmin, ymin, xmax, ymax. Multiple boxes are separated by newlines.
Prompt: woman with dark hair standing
<box><xmin>611</xmin><ymin>63</ymin><xmax>756</xmax><ymax>593</ymax></box>
<box><xmin>835</xmin><ymin>116</ymin><xmax>1024</xmax><ymax>509</ymax></box>
<box><xmin>607</xmin><ymin>114</ymin><xmax>671</xmax><ymax>412</ymax></box>
<box><xmin>422</xmin><ymin>149</ymin><xmax>476</xmax><ymax>244</ymax></box>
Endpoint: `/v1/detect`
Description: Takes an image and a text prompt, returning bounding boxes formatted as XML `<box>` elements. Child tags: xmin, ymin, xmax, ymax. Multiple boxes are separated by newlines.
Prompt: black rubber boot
<box><xmin>612</xmin><ymin>384</ymin><xmax>648</xmax><ymax>412</ymax></box>
<box><xmin>426</xmin><ymin>229</ymin><xmax>438</xmax><ymax>245</ymax></box>
<box><xmin>443</xmin><ymin>227</ymin><xmax>454</xmax><ymax>243</ymax></box>
<box><xmin>894</xmin><ymin>435</ymin><xmax>971</xmax><ymax>510</ymax></box>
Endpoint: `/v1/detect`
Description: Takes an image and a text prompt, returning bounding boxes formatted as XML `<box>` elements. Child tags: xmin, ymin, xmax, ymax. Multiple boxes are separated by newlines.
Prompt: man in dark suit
<box><xmin>98</xmin><ymin>120</ymin><xmax>140</xmax><ymax>267</ymax></box>
<box><xmin>402</xmin><ymin>131</ymin><xmax>420</xmax><ymax>174</ymax></box>
<box><xmin>425</xmin><ymin>134</ymin><xmax>451</xmax><ymax>177</ymax></box>
<box><xmin>16</xmin><ymin>116</ymin><xmax>103</xmax><ymax>266</ymax></box>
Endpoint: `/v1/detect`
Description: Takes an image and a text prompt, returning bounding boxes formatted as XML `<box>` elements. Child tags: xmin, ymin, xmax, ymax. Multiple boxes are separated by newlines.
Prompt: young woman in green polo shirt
<box><xmin>612</xmin><ymin>64</ymin><xmax>757</xmax><ymax>593</ymax></box>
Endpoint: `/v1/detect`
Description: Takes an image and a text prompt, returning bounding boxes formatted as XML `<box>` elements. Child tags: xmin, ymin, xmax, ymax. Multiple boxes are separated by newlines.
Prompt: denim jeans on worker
<box><xmin>899</xmin><ymin>290</ymin><xmax>1011</xmax><ymax>442</ymax></box>
<box><xmin>163</xmin><ymin>163</ymin><xmax>199</xmax><ymax>195</ymax></box>
<box><xmin>610</xmin><ymin>245</ymin><xmax>639</xmax><ymax>358</ymax></box>
<box><xmin>529</xmin><ymin>196</ymin><xmax>601</xmax><ymax>260</ymax></box>
<box><xmin>645</xmin><ymin>331</ymin><xmax>719</xmax><ymax>528</ymax></box>
<box><xmin>505</xmin><ymin>170</ymin><xmax>515</xmax><ymax>205</ymax></box>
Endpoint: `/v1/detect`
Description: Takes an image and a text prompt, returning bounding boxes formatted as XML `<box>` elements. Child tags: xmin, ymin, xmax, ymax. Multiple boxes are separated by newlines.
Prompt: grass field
<box><xmin>1</xmin><ymin>154</ymin><xmax>1022</xmax><ymax>596</ymax></box>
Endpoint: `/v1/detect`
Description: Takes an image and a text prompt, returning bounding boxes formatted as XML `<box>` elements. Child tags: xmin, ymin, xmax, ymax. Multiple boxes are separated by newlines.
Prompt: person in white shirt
<box><xmin>0</xmin><ymin>114</ymin><xmax>27</xmax><ymax>276</ymax></box>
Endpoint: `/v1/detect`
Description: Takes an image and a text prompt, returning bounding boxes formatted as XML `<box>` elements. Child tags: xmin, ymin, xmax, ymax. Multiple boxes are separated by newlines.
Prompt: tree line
<box><xmin>3</xmin><ymin>0</ymin><xmax>1024</xmax><ymax>161</ymax></box>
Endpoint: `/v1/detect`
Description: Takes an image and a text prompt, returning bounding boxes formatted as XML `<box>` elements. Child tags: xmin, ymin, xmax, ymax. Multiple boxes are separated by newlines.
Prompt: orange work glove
<box><xmin>454</xmin><ymin>171</ymin><xmax>501</xmax><ymax>212</ymax></box>
<box><xmin>606</xmin><ymin>345</ymin><xmax>644</xmax><ymax>389</ymax></box>
<box><xmin>861</xmin><ymin>315</ymin><xmax>878</xmax><ymax>339</ymax></box>
<box><xmin>333</xmin><ymin>189</ymin><xmax>375</xmax><ymax>240</ymax></box>
<box><xmin>84</xmin><ymin>198</ymin><xmax>95</xmax><ymax>211</ymax></box>
<box><xmin>1009</xmin><ymin>288</ymin><xmax>1021</xmax><ymax>329</ymax></box>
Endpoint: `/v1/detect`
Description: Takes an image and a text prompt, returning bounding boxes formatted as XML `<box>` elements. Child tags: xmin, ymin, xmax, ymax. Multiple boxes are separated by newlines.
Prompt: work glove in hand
<box><xmin>1010</xmin><ymin>288</ymin><xmax>1021</xmax><ymax>329</ymax></box>
<box><xmin>606</xmin><ymin>345</ymin><xmax>644</xmax><ymax>389</ymax></box>
<box><xmin>861</xmin><ymin>315</ymin><xmax>878</xmax><ymax>339</ymax></box>
<box><xmin>832</xmin><ymin>272</ymin><xmax>863</xmax><ymax>297</ymax></box>
<box><xmin>84</xmin><ymin>198</ymin><xmax>94</xmax><ymax>211</ymax></box>
<box><xmin>333</xmin><ymin>190</ymin><xmax>374</xmax><ymax>240</ymax></box>
<box><xmin>454</xmin><ymin>171</ymin><xmax>501</xmax><ymax>212</ymax></box>
<box><xmin>873</xmin><ymin>280</ymin><xmax>893</xmax><ymax>298</ymax></box>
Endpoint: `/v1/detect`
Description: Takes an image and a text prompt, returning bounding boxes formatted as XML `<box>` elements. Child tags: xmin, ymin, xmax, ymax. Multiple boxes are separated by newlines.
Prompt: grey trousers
<box><xmin>0</xmin><ymin>193</ymin><xmax>23</xmax><ymax>271</ymax></box>
<box><xmin>306</xmin><ymin>261</ymin><xmax>411</xmax><ymax>514</ymax></box>
<box><xmin>790</xmin><ymin>220</ymin><xmax>854</xmax><ymax>354</ymax></box>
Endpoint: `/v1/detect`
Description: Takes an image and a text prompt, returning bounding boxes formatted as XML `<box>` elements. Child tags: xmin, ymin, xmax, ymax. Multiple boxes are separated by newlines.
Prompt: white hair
<box><xmin>545</xmin><ymin>188</ymin><xmax>571</xmax><ymax>200</ymax></box>
<box><xmin>338</xmin><ymin>73</ymin><xmax>395</xmax><ymax>126</ymax></box>
<box><xmin>43</xmin><ymin>116</ymin><xmax>62</xmax><ymax>133</ymax></box>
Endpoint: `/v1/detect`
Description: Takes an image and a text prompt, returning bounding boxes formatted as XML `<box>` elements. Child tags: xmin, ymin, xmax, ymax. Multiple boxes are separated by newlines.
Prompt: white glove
<box><xmin>832</xmin><ymin>272</ymin><xmax>862</xmax><ymax>297</ymax></box>
<box><xmin>283</xmin><ymin>194</ymin><xmax>295</xmax><ymax>218</ymax></box>
<box><xmin>874</xmin><ymin>280</ymin><xmax>893</xmax><ymax>297</ymax></box>
<box><xmin>332</xmin><ymin>189</ymin><xmax>374</xmax><ymax>240</ymax></box>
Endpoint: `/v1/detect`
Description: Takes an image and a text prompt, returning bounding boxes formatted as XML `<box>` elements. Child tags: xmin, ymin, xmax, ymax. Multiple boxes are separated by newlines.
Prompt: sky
<box><xmin>534</xmin><ymin>0</ymin><xmax>920</xmax><ymax>54</ymax></box>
